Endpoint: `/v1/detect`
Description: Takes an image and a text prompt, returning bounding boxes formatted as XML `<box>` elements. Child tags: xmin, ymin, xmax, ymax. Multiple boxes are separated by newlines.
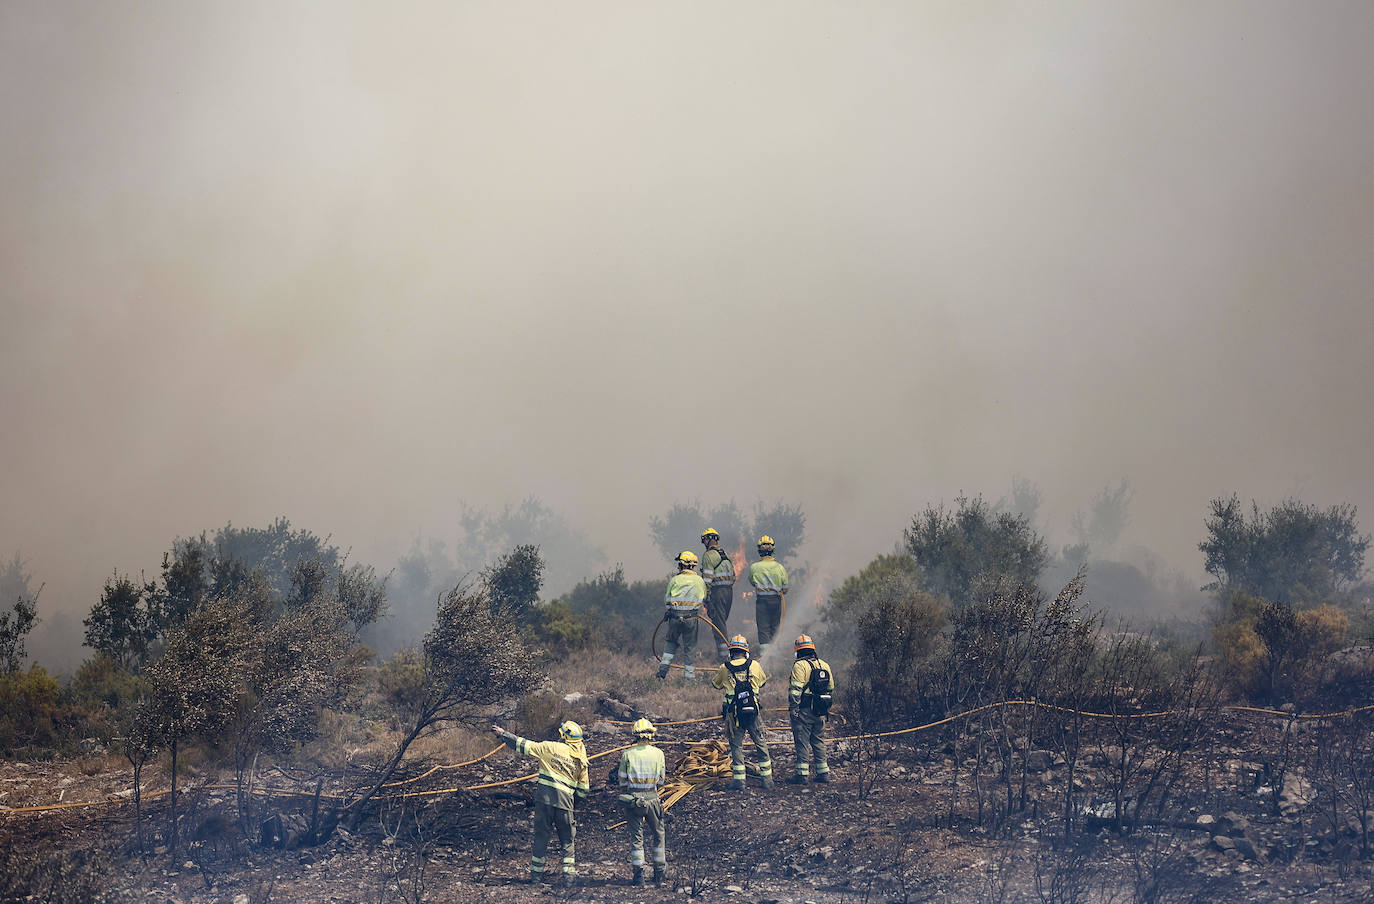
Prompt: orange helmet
<box><xmin>794</xmin><ymin>634</ymin><xmax>816</xmax><ymax>654</ymax></box>
<box><xmin>727</xmin><ymin>634</ymin><xmax>749</xmax><ymax>656</ymax></box>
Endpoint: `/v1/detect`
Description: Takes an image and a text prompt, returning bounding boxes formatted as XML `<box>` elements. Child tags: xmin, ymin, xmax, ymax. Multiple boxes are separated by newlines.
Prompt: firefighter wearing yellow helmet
<box><xmin>616</xmin><ymin>719</ymin><xmax>667</xmax><ymax>886</ymax></box>
<box><xmin>658</xmin><ymin>550</ymin><xmax>708</xmax><ymax>679</ymax></box>
<box><xmin>786</xmin><ymin>635</ymin><xmax>835</xmax><ymax>784</ymax></box>
<box><xmin>699</xmin><ymin>528</ymin><xmax>736</xmax><ymax>661</ymax></box>
<box><xmin>711</xmin><ymin>635</ymin><xmax>774</xmax><ymax>790</ymax></box>
<box><xmin>748</xmin><ymin>535</ymin><xmax>789</xmax><ymax>657</ymax></box>
<box><xmin>490</xmin><ymin>720</ymin><xmax>590</xmax><ymax>885</ymax></box>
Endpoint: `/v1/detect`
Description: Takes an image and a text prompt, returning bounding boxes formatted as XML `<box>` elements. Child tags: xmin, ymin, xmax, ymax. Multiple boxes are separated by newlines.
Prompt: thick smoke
<box><xmin>3</xmin><ymin>3</ymin><xmax>1372</xmax><ymax>654</ymax></box>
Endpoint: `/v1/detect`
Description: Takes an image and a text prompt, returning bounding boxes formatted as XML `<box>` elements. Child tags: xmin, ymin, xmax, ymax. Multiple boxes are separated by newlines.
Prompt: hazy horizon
<box><xmin>4</xmin><ymin>2</ymin><xmax>1372</xmax><ymax>656</ymax></box>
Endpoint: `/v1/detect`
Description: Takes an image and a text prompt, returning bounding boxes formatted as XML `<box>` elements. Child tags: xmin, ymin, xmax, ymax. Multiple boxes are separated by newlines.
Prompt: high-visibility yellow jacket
<box><xmin>617</xmin><ymin>742</ymin><xmax>666</xmax><ymax>797</ymax></box>
<box><xmin>500</xmin><ymin>731</ymin><xmax>589</xmax><ymax>811</ymax></box>
<box><xmin>712</xmin><ymin>657</ymin><xmax>767</xmax><ymax>699</ymax></box>
<box><xmin>702</xmin><ymin>547</ymin><xmax>735</xmax><ymax>586</ymax></box>
<box><xmin>789</xmin><ymin>655</ymin><xmax>835</xmax><ymax>709</ymax></box>
<box><xmin>748</xmin><ymin>556</ymin><xmax>788</xmax><ymax>596</ymax></box>
<box><xmin>665</xmin><ymin>571</ymin><xmax>708</xmax><ymax>614</ymax></box>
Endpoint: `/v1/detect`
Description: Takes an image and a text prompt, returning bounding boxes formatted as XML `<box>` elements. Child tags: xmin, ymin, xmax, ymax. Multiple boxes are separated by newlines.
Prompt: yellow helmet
<box><xmin>757</xmin><ymin>535</ymin><xmax>775</xmax><ymax>553</ymax></box>
<box><xmin>700</xmin><ymin>527</ymin><xmax>720</xmax><ymax>543</ymax></box>
<box><xmin>559</xmin><ymin>721</ymin><xmax>583</xmax><ymax>742</ymax></box>
<box><xmin>632</xmin><ymin>718</ymin><xmax>656</xmax><ymax>739</ymax></box>
<box><xmin>676</xmin><ymin>550</ymin><xmax>699</xmax><ymax>568</ymax></box>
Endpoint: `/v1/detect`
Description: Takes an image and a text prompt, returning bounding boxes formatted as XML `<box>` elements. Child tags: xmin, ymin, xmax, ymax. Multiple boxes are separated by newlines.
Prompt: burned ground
<box><xmin>5</xmin><ymin>691</ymin><xmax>1374</xmax><ymax>904</ymax></box>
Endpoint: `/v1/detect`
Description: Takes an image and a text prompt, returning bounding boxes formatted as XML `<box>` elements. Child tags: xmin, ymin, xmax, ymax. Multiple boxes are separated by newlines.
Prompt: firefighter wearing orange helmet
<box><xmin>786</xmin><ymin>635</ymin><xmax>835</xmax><ymax>784</ymax></box>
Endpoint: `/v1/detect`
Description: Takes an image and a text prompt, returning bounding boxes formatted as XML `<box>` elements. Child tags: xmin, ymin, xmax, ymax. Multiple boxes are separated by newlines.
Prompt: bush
<box><xmin>1213</xmin><ymin>592</ymin><xmax>1349</xmax><ymax>703</ymax></box>
<box><xmin>0</xmin><ymin>666</ymin><xmax>101</xmax><ymax>758</ymax></box>
<box><xmin>67</xmin><ymin>653</ymin><xmax>146</xmax><ymax>713</ymax></box>
<box><xmin>905</xmin><ymin>495</ymin><xmax>1048</xmax><ymax>609</ymax></box>
<box><xmin>822</xmin><ymin>553</ymin><xmax>922</xmax><ymax>657</ymax></box>
<box><xmin>548</xmin><ymin>566</ymin><xmax>663</xmax><ymax>655</ymax></box>
<box><xmin>849</xmin><ymin>582</ymin><xmax>947</xmax><ymax>724</ymax></box>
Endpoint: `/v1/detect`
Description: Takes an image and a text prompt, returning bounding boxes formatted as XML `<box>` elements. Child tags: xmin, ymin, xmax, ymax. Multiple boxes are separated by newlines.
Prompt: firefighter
<box><xmin>786</xmin><ymin>635</ymin><xmax>835</xmax><ymax>784</ymax></box>
<box><xmin>490</xmin><ymin>720</ymin><xmax>590</xmax><ymax>886</ymax></box>
<box><xmin>700</xmin><ymin>527</ymin><xmax>735</xmax><ymax>661</ymax></box>
<box><xmin>617</xmin><ymin>718</ymin><xmax>667</xmax><ymax>886</ymax></box>
<box><xmin>658</xmin><ymin>550</ymin><xmax>707</xmax><ymax>679</ymax></box>
<box><xmin>711</xmin><ymin>634</ymin><xmax>774</xmax><ymax>790</ymax></box>
<box><xmin>747</xmin><ymin>535</ymin><xmax>789</xmax><ymax>658</ymax></box>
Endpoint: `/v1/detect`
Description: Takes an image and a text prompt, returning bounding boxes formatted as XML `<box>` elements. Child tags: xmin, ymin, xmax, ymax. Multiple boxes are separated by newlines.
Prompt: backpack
<box><xmin>730</xmin><ymin>664</ymin><xmax>759</xmax><ymax>728</ymax></box>
<box><xmin>803</xmin><ymin>662</ymin><xmax>833</xmax><ymax>717</ymax></box>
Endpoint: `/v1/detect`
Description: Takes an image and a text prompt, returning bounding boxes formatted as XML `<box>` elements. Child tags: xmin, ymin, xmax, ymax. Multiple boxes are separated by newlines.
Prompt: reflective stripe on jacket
<box><xmin>503</xmin><ymin>733</ymin><xmax>589</xmax><ymax>810</ymax></box>
<box><xmin>665</xmin><ymin>571</ymin><xmax>708</xmax><ymax>613</ymax></box>
<box><xmin>749</xmin><ymin>557</ymin><xmax>788</xmax><ymax>596</ymax></box>
<box><xmin>618</xmin><ymin>743</ymin><xmax>666</xmax><ymax>796</ymax></box>
<box><xmin>702</xmin><ymin>548</ymin><xmax>735</xmax><ymax>585</ymax></box>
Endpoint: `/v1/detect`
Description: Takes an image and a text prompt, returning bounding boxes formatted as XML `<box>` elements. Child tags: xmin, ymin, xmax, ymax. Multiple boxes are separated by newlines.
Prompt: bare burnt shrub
<box><xmin>1031</xmin><ymin>840</ymin><xmax>1103</xmax><ymax>904</ymax></box>
<box><xmin>1312</xmin><ymin>709</ymin><xmax>1374</xmax><ymax>858</ymax></box>
<box><xmin>0</xmin><ymin>841</ymin><xmax>120</xmax><ymax>904</ymax></box>
<box><xmin>345</xmin><ymin>583</ymin><xmax>543</xmax><ymax>830</ymax></box>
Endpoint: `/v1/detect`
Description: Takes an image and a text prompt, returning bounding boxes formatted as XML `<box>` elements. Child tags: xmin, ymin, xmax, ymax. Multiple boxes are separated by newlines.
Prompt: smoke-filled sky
<box><xmin>3</xmin><ymin>2</ymin><xmax>1372</xmax><ymax>626</ymax></box>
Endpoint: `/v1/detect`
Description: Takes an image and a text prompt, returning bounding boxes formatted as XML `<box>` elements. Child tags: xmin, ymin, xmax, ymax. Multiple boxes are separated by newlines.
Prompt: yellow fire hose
<box><xmin>650</xmin><ymin>611</ymin><xmax>730</xmax><ymax>672</ymax></box>
<box><xmin>607</xmin><ymin>739</ymin><xmax>736</xmax><ymax>830</ymax></box>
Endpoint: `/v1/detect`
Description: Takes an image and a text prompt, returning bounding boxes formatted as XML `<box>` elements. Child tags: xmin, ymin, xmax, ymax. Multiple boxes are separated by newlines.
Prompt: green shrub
<box><xmin>66</xmin><ymin>653</ymin><xmax>146</xmax><ymax>712</ymax></box>
<box><xmin>1213</xmin><ymin>592</ymin><xmax>1349</xmax><ymax>703</ymax></box>
<box><xmin>821</xmin><ymin>553</ymin><xmax>922</xmax><ymax>657</ymax></box>
<box><xmin>0</xmin><ymin>665</ymin><xmax>102</xmax><ymax>758</ymax></box>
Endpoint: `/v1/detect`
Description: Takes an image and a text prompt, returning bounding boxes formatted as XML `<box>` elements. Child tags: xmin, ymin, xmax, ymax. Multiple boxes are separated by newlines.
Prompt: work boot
<box><xmin>786</xmin><ymin>774</ymin><xmax>808</xmax><ymax>785</ymax></box>
<box><xmin>729</xmin><ymin>779</ymin><xmax>746</xmax><ymax>791</ymax></box>
<box><xmin>632</xmin><ymin>867</ymin><xmax>644</xmax><ymax>887</ymax></box>
<box><xmin>563</xmin><ymin>872</ymin><xmax>582</xmax><ymax>888</ymax></box>
<box><xmin>814</xmin><ymin>772</ymin><xmax>830</xmax><ymax>784</ymax></box>
<box><xmin>656</xmin><ymin>662</ymin><xmax>671</xmax><ymax>680</ymax></box>
<box><xmin>653</xmin><ymin>867</ymin><xmax>665</xmax><ymax>887</ymax></box>
<box><xmin>762</xmin><ymin>775</ymin><xmax>775</xmax><ymax>790</ymax></box>
<box><xmin>526</xmin><ymin>871</ymin><xmax>544</xmax><ymax>885</ymax></box>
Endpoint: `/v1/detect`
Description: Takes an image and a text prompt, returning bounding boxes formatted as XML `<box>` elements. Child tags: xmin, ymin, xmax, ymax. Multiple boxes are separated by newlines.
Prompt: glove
<box><xmin>657</xmin><ymin>662</ymin><xmax>671</xmax><ymax>680</ymax></box>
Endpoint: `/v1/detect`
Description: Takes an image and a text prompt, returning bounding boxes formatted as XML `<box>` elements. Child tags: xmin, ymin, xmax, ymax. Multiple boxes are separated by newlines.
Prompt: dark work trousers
<box><xmin>790</xmin><ymin>708</ymin><xmax>829</xmax><ymax>778</ymax></box>
<box><xmin>755</xmin><ymin>592</ymin><xmax>783</xmax><ymax>651</ymax></box>
<box><xmin>662</xmin><ymin>611</ymin><xmax>699</xmax><ymax>676</ymax></box>
<box><xmin>705</xmin><ymin>584</ymin><xmax>733</xmax><ymax>659</ymax></box>
<box><xmin>530</xmin><ymin>800</ymin><xmax>576</xmax><ymax>877</ymax></box>
<box><xmin>724</xmin><ymin>712</ymin><xmax>773</xmax><ymax>786</ymax></box>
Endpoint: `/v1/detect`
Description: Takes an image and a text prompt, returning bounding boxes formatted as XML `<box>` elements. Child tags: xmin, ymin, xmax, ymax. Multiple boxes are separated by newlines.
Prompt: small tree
<box><xmin>481</xmin><ymin>544</ymin><xmax>544</xmax><ymax>622</ymax></box>
<box><xmin>906</xmin><ymin>495</ymin><xmax>1048</xmax><ymax>609</ymax></box>
<box><xmin>751</xmin><ymin>500</ymin><xmax>807</xmax><ymax>564</ymax></box>
<box><xmin>346</xmin><ymin>584</ymin><xmax>543</xmax><ymax>829</ymax></box>
<box><xmin>650</xmin><ymin>501</ymin><xmax>751</xmax><ymax>563</ymax></box>
<box><xmin>84</xmin><ymin>572</ymin><xmax>160</xmax><ymax>670</ymax></box>
<box><xmin>0</xmin><ymin>553</ymin><xmax>40</xmax><ymax>675</ymax></box>
<box><xmin>1070</xmin><ymin>479</ymin><xmax>1132</xmax><ymax>553</ymax></box>
<box><xmin>138</xmin><ymin>587</ymin><xmax>265</xmax><ymax>854</ymax></box>
<box><xmin>1199</xmin><ymin>496</ymin><xmax>1369</xmax><ymax>605</ymax></box>
<box><xmin>823</xmin><ymin>553</ymin><xmax>922</xmax><ymax>656</ymax></box>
